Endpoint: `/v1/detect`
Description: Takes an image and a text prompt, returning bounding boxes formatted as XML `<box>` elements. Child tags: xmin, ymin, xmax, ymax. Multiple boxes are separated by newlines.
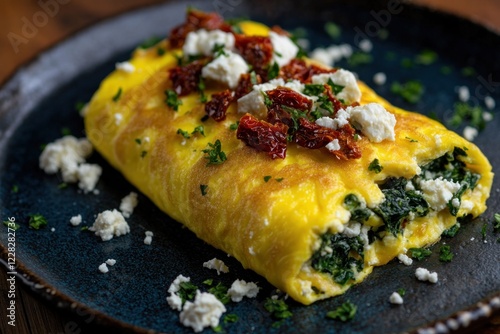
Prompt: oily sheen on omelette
<box><xmin>84</xmin><ymin>11</ymin><xmax>493</xmax><ymax>304</ymax></box>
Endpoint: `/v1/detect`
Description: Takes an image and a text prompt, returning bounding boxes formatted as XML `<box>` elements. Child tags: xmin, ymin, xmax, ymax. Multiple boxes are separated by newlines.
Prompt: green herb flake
<box><xmin>178</xmin><ymin>281</ymin><xmax>198</xmax><ymax>304</ymax></box>
<box><xmin>208</xmin><ymin>282</ymin><xmax>230</xmax><ymax>304</ymax></box>
<box><xmin>203</xmin><ymin>279</ymin><xmax>214</xmax><ymax>286</ymax></box>
<box><xmin>326</xmin><ymin>301</ymin><xmax>357</xmax><ymax>322</ymax></box>
<box><xmin>440</xmin><ymin>66</ymin><xmax>452</xmax><ymax>75</ymax></box>
<box><xmin>264</xmin><ymin>297</ymin><xmax>293</xmax><ymax>320</ymax></box>
<box><xmin>11</xmin><ymin>185</ymin><xmax>19</xmax><ymax>193</ymax></box>
<box><xmin>481</xmin><ymin>223</ymin><xmax>488</xmax><ymax>240</ymax></box>
<box><xmin>442</xmin><ymin>223</ymin><xmax>461</xmax><ymax>237</ymax></box>
<box><xmin>439</xmin><ymin>244</ymin><xmax>454</xmax><ymax>262</ymax></box>
<box><xmin>377</xmin><ymin>29</ymin><xmax>389</xmax><ymax>40</ymax></box>
<box><xmin>198</xmin><ymin>78</ymin><xmax>207</xmax><ymax>103</ymax></box>
<box><xmin>138</xmin><ymin>36</ymin><xmax>162</xmax><ymax>49</ymax></box>
<box><xmin>303</xmin><ymin>84</ymin><xmax>325</xmax><ymax>97</ymax></box>
<box><xmin>368</xmin><ymin>159</ymin><xmax>383</xmax><ymax>174</ymax></box>
<box><xmin>324</xmin><ymin>21</ymin><xmax>341</xmax><ymax>40</ymax></box>
<box><xmin>229</xmin><ymin>121</ymin><xmax>239</xmax><ymax>131</ymax></box>
<box><xmin>135</xmin><ymin>138</ymin><xmax>142</xmax><ymax>145</ymax></box>
<box><xmin>327</xmin><ymin>78</ymin><xmax>344</xmax><ymax>95</ymax></box>
<box><xmin>141</xmin><ymin>150</ymin><xmax>148</xmax><ymax>158</ymax></box>
<box><xmin>200</xmin><ymin>184</ymin><xmax>208</xmax><ymax>196</ymax></box>
<box><xmin>401</xmin><ymin>58</ymin><xmax>414</xmax><ymax>68</ymax></box>
<box><xmin>177</xmin><ymin>129</ymin><xmax>191</xmax><ymax>139</ymax></box>
<box><xmin>264</xmin><ymin>175</ymin><xmax>272</xmax><ymax>183</ymax></box>
<box><xmin>224</xmin><ymin>314</ymin><xmax>239</xmax><ymax>323</ymax></box>
<box><xmin>3</xmin><ymin>220</ymin><xmax>20</xmax><ymax>231</ymax></box>
<box><xmin>275</xmin><ymin>177</ymin><xmax>284</xmax><ymax>182</ymax></box>
<box><xmin>157</xmin><ymin>47</ymin><xmax>166</xmax><ymax>56</ymax></box>
<box><xmin>397</xmin><ymin>288</ymin><xmax>406</xmax><ymax>297</ymax></box>
<box><xmin>405</xmin><ymin>137</ymin><xmax>418</xmax><ymax>143</ymax></box>
<box><xmin>415</xmin><ymin>49</ymin><xmax>438</xmax><ymax>65</ymax></box>
<box><xmin>408</xmin><ymin>247</ymin><xmax>432</xmax><ymax>261</ymax></box>
<box><xmin>267</xmin><ymin>62</ymin><xmax>280</xmax><ymax>80</ymax></box>
<box><xmin>449</xmin><ymin>102</ymin><xmax>485</xmax><ymax>130</ymax></box>
<box><xmin>80</xmin><ymin>226</ymin><xmax>89</xmax><ymax>231</ymax></box>
<box><xmin>165</xmin><ymin>90</ymin><xmax>183</xmax><ymax>111</ymax></box>
<box><xmin>28</xmin><ymin>214</ymin><xmax>48</xmax><ymax>230</ymax></box>
<box><xmin>112</xmin><ymin>87</ymin><xmax>123</xmax><ymax>102</ymax></box>
<box><xmin>58</xmin><ymin>182</ymin><xmax>68</xmax><ymax>189</ymax></box>
<box><xmin>192</xmin><ymin>125</ymin><xmax>205</xmax><ymax>137</ymax></box>
<box><xmin>391</xmin><ymin>80</ymin><xmax>424</xmax><ymax>104</ymax></box>
<box><xmin>75</xmin><ymin>101</ymin><xmax>86</xmax><ymax>112</ymax></box>
<box><xmin>461</xmin><ymin>66</ymin><xmax>476</xmax><ymax>77</ymax></box>
<box><xmin>61</xmin><ymin>127</ymin><xmax>72</xmax><ymax>136</ymax></box>
<box><xmin>494</xmin><ymin>213</ymin><xmax>500</xmax><ymax>231</ymax></box>
<box><xmin>348</xmin><ymin>52</ymin><xmax>373</xmax><ymax>67</ymax></box>
<box><xmin>202</xmin><ymin>139</ymin><xmax>227</xmax><ymax>166</ymax></box>
<box><xmin>212</xmin><ymin>325</ymin><xmax>223</xmax><ymax>333</ymax></box>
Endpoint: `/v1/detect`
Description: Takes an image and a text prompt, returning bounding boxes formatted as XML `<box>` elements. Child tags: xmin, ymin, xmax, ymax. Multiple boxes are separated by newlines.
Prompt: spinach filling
<box><xmin>310</xmin><ymin>147</ymin><xmax>480</xmax><ymax>285</ymax></box>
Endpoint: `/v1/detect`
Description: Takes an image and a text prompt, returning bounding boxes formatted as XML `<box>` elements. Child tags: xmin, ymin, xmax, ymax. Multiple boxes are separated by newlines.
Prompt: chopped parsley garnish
<box><xmin>28</xmin><ymin>214</ymin><xmax>48</xmax><ymax>230</ymax></box>
<box><xmin>461</xmin><ymin>66</ymin><xmax>476</xmax><ymax>77</ymax></box>
<box><xmin>343</xmin><ymin>194</ymin><xmax>372</xmax><ymax>222</ymax></box>
<box><xmin>494</xmin><ymin>213</ymin><xmax>500</xmax><ymax>231</ymax></box>
<box><xmin>3</xmin><ymin>220</ymin><xmax>20</xmax><ymax>231</ymax></box>
<box><xmin>264</xmin><ymin>297</ymin><xmax>293</xmax><ymax>320</ymax></box>
<box><xmin>449</xmin><ymin>102</ymin><xmax>485</xmax><ymax>130</ymax></box>
<box><xmin>397</xmin><ymin>288</ymin><xmax>406</xmax><ymax>297</ymax></box>
<box><xmin>157</xmin><ymin>47</ymin><xmax>166</xmax><ymax>56</ymax></box>
<box><xmin>200</xmin><ymin>115</ymin><xmax>210</xmax><ymax>122</ymax></box>
<box><xmin>198</xmin><ymin>78</ymin><xmax>207</xmax><ymax>103</ymax></box>
<box><xmin>11</xmin><ymin>185</ymin><xmax>19</xmax><ymax>193</ymax></box>
<box><xmin>61</xmin><ymin>127</ymin><xmax>72</xmax><ymax>136</ymax></box>
<box><xmin>229</xmin><ymin>121</ymin><xmax>239</xmax><ymax>131</ymax></box>
<box><xmin>311</xmin><ymin>233</ymin><xmax>364</xmax><ymax>285</ymax></box>
<box><xmin>405</xmin><ymin>137</ymin><xmax>418</xmax><ymax>142</ymax></box>
<box><xmin>391</xmin><ymin>80</ymin><xmax>424</xmax><ymax>104</ymax></box>
<box><xmin>327</xmin><ymin>78</ymin><xmax>344</xmax><ymax>95</ymax></box>
<box><xmin>303</xmin><ymin>84</ymin><xmax>325</xmax><ymax>97</ymax></box>
<box><xmin>267</xmin><ymin>62</ymin><xmax>280</xmax><ymax>80</ymax></box>
<box><xmin>249</xmin><ymin>71</ymin><xmax>258</xmax><ymax>85</ymax></box>
<box><xmin>200</xmin><ymin>184</ymin><xmax>208</xmax><ymax>196</ymax></box>
<box><xmin>415</xmin><ymin>49</ymin><xmax>438</xmax><ymax>65</ymax></box>
<box><xmin>368</xmin><ymin>158</ymin><xmax>383</xmax><ymax>174</ymax></box>
<box><xmin>208</xmin><ymin>282</ymin><xmax>230</xmax><ymax>304</ymax></box>
<box><xmin>58</xmin><ymin>182</ymin><xmax>68</xmax><ymax>189</ymax></box>
<box><xmin>326</xmin><ymin>301</ymin><xmax>357</xmax><ymax>321</ymax></box>
<box><xmin>112</xmin><ymin>87</ymin><xmax>122</xmax><ymax>102</ymax></box>
<box><xmin>348</xmin><ymin>52</ymin><xmax>373</xmax><ymax>67</ymax></box>
<box><xmin>177</xmin><ymin>129</ymin><xmax>191</xmax><ymax>139</ymax></box>
<box><xmin>408</xmin><ymin>247</ymin><xmax>432</xmax><ymax>261</ymax></box>
<box><xmin>192</xmin><ymin>125</ymin><xmax>205</xmax><ymax>136</ymax></box>
<box><xmin>138</xmin><ymin>36</ymin><xmax>162</xmax><ymax>49</ymax></box>
<box><xmin>203</xmin><ymin>279</ymin><xmax>213</xmax><ymax>286</ymax></box>
<box><xmin>263</xmin><ymin>92</ymin><xmax>272</xmax><ymax>107</ymax></box>
<box><xmin>324</xmin><ymin>21</ymin><xmax>341</xmax><ymax>40</ymax></box>
<box><xmin>439</xmin><ymin>245</ymin><xmax>453</xmax><ymax>262</ymax></box>
<box><xmin>481</xmin><ymin>223</ymin><xmax>488</xmax><ymax>240</ymax></box>
<box><xmin>264</xmin><ymin>175</ymin><xmax>272</xmax><ymax>182</ymax></box>
<box><xmin>275</xmin><ymin>177</ymin><xmax>284</xmax><ymax>182</ymax></box>
<box><xmin>80</xmin><ymin>226</ymin><xmax>89</xmax><ymax>231</ymax></box>
<box><xmin>135</xmin><ymin>138</ymin><xmax>142</xmax><ymax>145</ymax></box>
<box><xmin>442</xmin><ymin>223</ymin><xmax>461</xmax><ymax>237</ymax></box>
<box><xmin>202</xmin><ymin>139</ymin><xmax>227</xmax><ymax>166</ymax></box>
<box><xmin>223</xmin><ymin>314</ymin><xmax>238</xmax><ymax>323</ymax></box>
<box><xmin>212</xmin><ymin>43</ymin><xmax>227</xmax><ymax>57</ymax></box>
<box><xmin>178</xmin><ymin>281</ymin><xmax>198</xmax><ymax>304</ymax></box>
<box><xmin>165</xmin><ymin>90</ymin><xmax>182</xmax><ymax>111</ymax></box>
<box><xmin>141</xmin><ymin>150</ymin><xmax>148</xmax><ymax>158</ymax></box>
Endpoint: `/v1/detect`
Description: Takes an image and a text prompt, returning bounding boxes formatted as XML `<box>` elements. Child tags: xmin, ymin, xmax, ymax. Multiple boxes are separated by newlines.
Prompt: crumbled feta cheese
<box><xmin>203</xmin><ymin>258</ymin><xmax>229</xmax><ymax>275</ymax></box>
<box><xmin>248</xmin><ymin>247</ymin><xmax>255</xmax><ymax>255</ymax></box>
<box><xmin>358</xmin><ymin>39</ymin><xmax>373</xmax><ymax>53</ymax></box>
<box><xmin>373</xmin><ymin>72</ymin><xmax>387</xmax><ymax>86</ymax></box>
<box><xmin>311</xmin><ymin>69</ymin><xmax>361</xmax><ymax>104</ymax></box>
<box><xmin>463</xmin><ymin>126</ymin><xmax>478</xmax><ymax>141</ymax></box>
<box><xmin>98</xmin><ymin>263</ymin><xmax>109</xmax><ymax>273</ymax></box>
<box><xmin>120</xmin><ymin>192</ymin><xmax>138</xmax><ymax>218</ymax></box>
<box><xmin>227</xmin><ymin>279</ymin><xmax>259</xmax><ymax>302</ymax></box>
<box><xmin>202</xmin><ymin>50</ymin><xmax>248</xmax><ymax>89</ymax></box>
<box><xmin>183</xmin><ymin>29</ymin><xmax>235</xmax><ymax>57</ymax></box>
<box><xmin>114</xmin><ymin>113</ymin><xmax>123</xmax><ymax>125</ymax></box>
<box><xmin>451</xmin><ymin>197</ymin><xmax>461</xmax><ymax>208</ymax></box>
<box><xmin>325</xmin><ymin>139</ymin><xmax>341</xmax><ymax>152</ymax></box>
<box><xmin>483</xmin><ymin>111</ymin><xmax>493</xmax><ymax>122</ymax></box>
<box><xmin>310</xmin><ymin>44</ymin><xmax>352</xmax><ymax>66</ymax></box>
<box><xmin>397</xmin><ymin>253</ymin><xmax>413</xmax><ymax>266</ymax></box>
<box><xmin>419</xmin><ymin>177</ymin><xmax>461</xmax><ymax>211</ymax></box>
<box><xmin>167</xmin><ymin>275</ymin><xmax>191</xmax><ymax>311</ymax></box>
<box><xmin>105</xmin><ymin>259</ymin><xmax>116</xmax><ymax>266</ymax></box>
<box><xmin>461</xmin><ymin>200</ymin><xmax>474</xmax><ymax>211</ymax></box>
<box><xmin>39</xmin><ymin>136</ymin><xmax>101</xmax><ymax>193</ymax></box>
<box><xmin>179</xmin><ymin>290</ymin><xmax>226</xmax><ymax>333</ymax></box>
<box><xmin>144</xmin><ymin>231</ymin><xmax>153</xmax><ymax>245</ymax></box>
<box><xmin>389</xmin><ymin>292</ymin><xmax>404</xmax><ymax>304</ymax></box>
<box><xmin>415</xmin><ymin>267</ymin><xmax>438</xmax><ymax>283</ymax></box>
<box><xmin>310</xmin><ymin>48</ymin><xmax>332</xmax><ymax>66</ymax></box>
<box><xmin>315</xmin><ymin>109</ymin><xmax>350</xmax><ymax>130</ymax></box>
<box><xmin>342</xmin><ymin>222</ymin><xmax>361</xmax><ymax>237</ymax></box>
<box><xmin>70</xmin><ymin>214</ymin><xmax>82</xmax><ymax>226</ymax></box>
<box><xmin>457</xmin><ymin>86</ymin><xmax>470</xmax><ymax>102</ymax></box>
<box><xmin>115</xmin><ymin>61</ymin><xmax>135</xmax><ymax>73</ymax></box>
<box><xmin>484</xmin><ymin>96</ymin><xmax>496</xmax><ymax>110</ymax></box>
<box><xmin>90</xmin><ymin>209</ymin><xmax>130</xmax><ymax>241</ymax></box>
<box><xmin>269</xmin><ymin>31</ymin><xmax>298</xmax><ymax>67</ymax></box>
<box><xmin>50</xmin><ymin>227</ymin><xmax>55</xmax><ymax>232</ymax></box>
<box><xmin>345</xmin><ymin>103</ymin><xmax>396</xmax><ymax>142</ymax></box>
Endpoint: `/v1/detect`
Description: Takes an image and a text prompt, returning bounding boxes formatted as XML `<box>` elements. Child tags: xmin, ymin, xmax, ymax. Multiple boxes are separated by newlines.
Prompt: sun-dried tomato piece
<box><xmin>237</xmin><ymin>114</ymin><xmax>288</xmax><ymax>159</ymax></box>
<box><xmin>169</xmin><ymin>10</ymin><xmax>232</xmax><ymax>48</ymax></box>
<box><xmin>234</xmin><ymin>73</ymin><xmax>262</xmax><ymax>99</ymax></box>
<box><xmin>234</xmin><ymin>35</ymin><xmax>273</xmax><ymax>77</ymax></box>
<box><xmin>205</xmin><ymin>89</ymin><xmax>234</xmax><ymax>122</ymax></box>
<box><xmin>169</xmin><ymin>60</ymin><xmax>205</xmax><ymax>96</ymax></box>
<box><xmin>266</xmin><ymin>87</ymin><xmax>313</xmax><ymax>112</ymax></box>
<box><xmin>295</xmin><ymin>118</ymin><xmax>361</xmax><ymax>159</ymax></box>
<box><xmin>279</xmin><ymin>59</ymin><xmax>336</xmax><ymax>83</ymax></box>
<box><xmin>323</xmin><ymin>84</ymin><xmax>345</xmax><ymax>113</ymax></box>
<box><xmin>270</xmin><ymin>25</ymin><xmax>290</xmax><ymax>36</ymax></box>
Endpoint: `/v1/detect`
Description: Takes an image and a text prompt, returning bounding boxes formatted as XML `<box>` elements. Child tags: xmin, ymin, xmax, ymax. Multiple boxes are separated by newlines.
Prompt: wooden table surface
<box><xmin>1</xmin><ymin>1</ymin><xmax>500</xmax><ymax>333</ymax></box>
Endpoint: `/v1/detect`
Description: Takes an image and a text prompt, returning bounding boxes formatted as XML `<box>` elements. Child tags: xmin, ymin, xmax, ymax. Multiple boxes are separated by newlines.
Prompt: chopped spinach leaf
<box><xmin>343</xmin><ymin>194</ymin><xmax>372</xmax><ymax>222</ymax></box>
<box><xmin>442</xmin><ymin>223</ymin><xmax>461</xmax><ymax>237</ymax></box>
<box><xmin>348</xmin><ymin>52</ymin><xmax>373</xmax><ymax>67</ymax></box>
<box><xmin>391</xmin><ymin>80</ymin><xmax>424</xmax><ymax>104</ymax></box>
<box><xmin>326</xmin><ymin>301</ymin><xmax>357</xmax><ymax>321</ymax></box>
<box><xmin>28</xmin><ymin>214</ymin><xmax>48</xmax><ymax>230</ymax></box>
<box><xmin>415</xmin><ymin>49</ymin><xmax>438</xmax><ymax>65</ymax></box>
<box><xmin>224</xmin><ymin>314</ymin><xmax>239</xmax><ymax>323</ymax></box>
<box><xmin>397</xmin><ymin>288</ymin><xmax>406</xmax><ymax>297</ymax></box>
<box><xmin>229</xmin><ymin>121</ymin><xmax>239</xmax><ymax>131</ymax></box>
<box><xmin>327</xmin><ymin>78</ymin><xmax>344</xmax><ymax>95</ymax></box>
<box><xmin>368</xmin><ymin>158</ymin><xmax>383</xmax><ymax>174</ymax></box>
<box><xmin>178</xmin><ymin>281</ymin><xmax>198</xmax><ymax>304</ymax></box>
<box><xmin>208</xmin><ymin>282</ymin><xmax>230</xmax><ymax>304</ymax></box>
<box><xmin>494</xmin><ymin>213</ymin><xmax>500</xmax><ymax>231</ymax></box>
<box><xmin>324</xmin><ymin>21</ymin><xmax>341</xmax><ymax>40</ymax></box>
<box><xmin>408</xmin><ymin>247</ymin><xmax>432</xmax><ymax>261</ymax></box>
<box><xmin>439</xmin><ymin>245</ymin><xmax>453</xmax><ymax>262</ymax></box>
<box><xmin>264</xmin><ymin>297</ymin><xmax>293</xmax><ymax>320</ymax></box>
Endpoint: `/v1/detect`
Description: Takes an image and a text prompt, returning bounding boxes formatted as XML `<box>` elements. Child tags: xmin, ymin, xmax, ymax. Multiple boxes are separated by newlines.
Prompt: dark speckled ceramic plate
<box><xmin>1</xmin><ymin>1</ymin><xmax>500</xmax><ymax>333</ymax></box>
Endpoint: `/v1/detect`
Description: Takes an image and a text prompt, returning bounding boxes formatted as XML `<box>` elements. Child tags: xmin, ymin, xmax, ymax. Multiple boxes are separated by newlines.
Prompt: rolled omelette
<box><xmin>84</xmin><ymin>10</ymin><xmax>493</xmax><ymax>304</ymax></box>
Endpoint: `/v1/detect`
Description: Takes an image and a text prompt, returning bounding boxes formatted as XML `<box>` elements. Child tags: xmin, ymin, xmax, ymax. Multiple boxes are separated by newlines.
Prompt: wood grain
<box><xmin>1</xmin><ymin>1</ymin><xmax>499</xmax><ymax>333</ymax></box>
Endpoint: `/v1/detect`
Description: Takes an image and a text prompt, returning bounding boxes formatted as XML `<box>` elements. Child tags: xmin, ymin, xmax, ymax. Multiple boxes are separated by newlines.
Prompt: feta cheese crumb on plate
<box><xmin>69</xmin><ymin>214</ymin><xmax>82</xmax><ymax>226</ymax></box>
<box><xmin>120</xmin><ymin>191</ymin><xmax>138</xmax><ymax>218</ymax></box>
<box><xmin>463</xmin><ymin>126</ymin><xmax>478</xmax><ymax>142</ymax></box>
<box><xmin>167</xmin><ymin>274</ymin><xmax>191</xmax><ymax>312</ymax></box>
<box><xmin>415</xmin><ymin>267</ymin><xmax>438</xmax><ymax>283</ymax></box>
<box><xmin>227</xmin><ymin>279</ymin><xmax>259</xmax><ymax>302</ymax></box>
<box><xmin>203</xmin><ymin>258</ymin><xmax>229</xmax><ymax>275</ymax></box>
<box><xmin>98</xmin><ymin>263</ymin><xmax>109</xmax><ymax>273</ymax></box>
<box><xmin>144</xmin><ymin>231</ymin><xmax>153</xmax><ymax>245</ymax></box>
<box><xmin>397</xmin><ymin>253</ymin><xmax>413</xmax><ymax>266</ymax></box>
<box><xmin>90</xmin><ymin>209</ymin><xmax>130</xmax><ymax>241</ymax></box>
<box><xmin>180</xmin><ymin>290</ymin><xmax>226</xmax><ymax>333</ymax></box>
<box><xmin>105</xmin><ymin>259</ymin><xmax>116</xmax><ymax>266</ymax></box>
<box><xmin>373</xmin><ymin>72</ymin><xmax>387</xmax><ymax>86</ymax></box>
<box><xmin>389</xmin><ymin>292</ymin><xmax>404</xmax><ymax>304</ymax></box>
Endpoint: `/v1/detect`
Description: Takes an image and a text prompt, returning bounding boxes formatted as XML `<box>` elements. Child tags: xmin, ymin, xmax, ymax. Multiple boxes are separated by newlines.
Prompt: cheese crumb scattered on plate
<box><xmin>203</xmin><ymin>258</ymin><xmax>229</xmax><ymax>275</ymax></box>
<box><xmin>90</xmin><ymin>209</ymin><xmax>130</xmax><ymax>241</ymax></box>
<box><xmin>120</xmin><ymin>192</ymin><xmax>138</xmax><ymax>218</ymax></box>
<box><xmin>167</xmin><ymin>275</ymin><xmax>191</xmax><ymax>311</ymax></box>
<box><xmin>144</xmin><ymin>231</ymin><xmax>153</xmax><ymax>245</ymax></box>
<box><xmin>105</xmin><ymin>259</ymin><xmax>116</xmax><ymax>266</ymax></box>
<box><xmin>70</xmin><ymin>214</ymin><xmax>82</xmax><ymax>226</ymax></box>
<box><xmin>179</xmin><ymin>290</ymin><xmax>226</xmax><ymax>333</ymax></box>
<box><xmin>227</xmin><ymin>279</ymin><xmax>259</xmax><ymax>302</ymax></box>
<box><xmin>98</xmin><ymin>263</ymin><xmax>109</xmax><ymax>273</ymax></box>
<box><xmin>389</xmin><ymin>292</ymin><xmax>404</xmax><ymax>304</ymax></box>
<box><xmin>415</xmin><ymin>267</ymin><xmax>438</xmax><ymax>283</ymax></box>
